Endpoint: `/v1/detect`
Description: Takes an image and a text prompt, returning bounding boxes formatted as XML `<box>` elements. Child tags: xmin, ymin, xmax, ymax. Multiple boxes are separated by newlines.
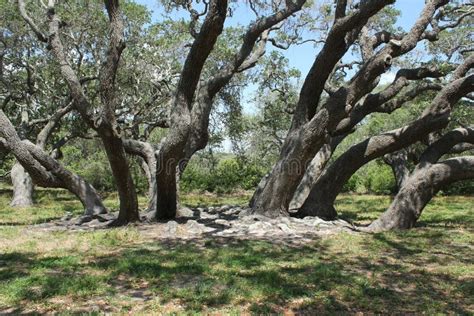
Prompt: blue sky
<box><xmin>134</xmin><ymin>0</ymin><xmax>426</xmax><ymax>79</ymax></box>
<box><xmin>132</xmin><ymin>1</ymin><xmax>428</xmax><ymax>151</ymax></box>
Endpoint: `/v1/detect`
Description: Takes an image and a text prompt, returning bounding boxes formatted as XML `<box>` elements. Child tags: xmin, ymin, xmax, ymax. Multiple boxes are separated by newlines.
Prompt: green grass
<box><xmin>0</xmin><ymin>188</ymin><xmax>472</xmax><ymax>314</ymax></box>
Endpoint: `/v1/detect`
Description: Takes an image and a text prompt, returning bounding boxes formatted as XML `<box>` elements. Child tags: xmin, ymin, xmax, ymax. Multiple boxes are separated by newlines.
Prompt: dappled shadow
<box><xmin>353</xmin><ymin>230</ymin><xmax>473</xmax><ymax>314</ymax></box>
<box><xmin>1</xmin><ymin>232</ymin><xmax>472</xmax><ymax>314</ymax></box>
<box><xmin>336</xmin><ymin>196</ymin><xmax>391</xmax><ymax>224</ymax></box>
<box><xmin>0</xmin><ymin>192</ymin><xmax>472</xmax><ymax>313</ymax></box>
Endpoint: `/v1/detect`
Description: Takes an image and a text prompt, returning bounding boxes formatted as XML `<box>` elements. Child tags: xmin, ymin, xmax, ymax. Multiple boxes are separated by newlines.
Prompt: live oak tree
<box><xmin>16</xmin><ymin>0</ymin><xmax>148</xmax><ymax>224</ymax></box>
<box><xmin>15</xmin><ymin>0</ymin><xmax>311</xmax><ymax>223</ymax></box>
<box><xmin>121</xmin><ymin>0</ymin><xmax>310</xmax><ymax>220</ymax></box>
<box><xmin>250</xmin><ymin>0</ymin><xmax>473</xmax><ymax>221</ymax></box>
<box><xmin>5</xmin><ymin>0</ymin><xmax>472</xmax><ymax>231</ymax></box>
<box><xmin>368</xmin><ymin>126</ymin><xmax>474</xmax><ymax>231</ymax></box>
<box><xmin>0</xmin><ymin>1</ymin><xmax>105</xmax><ymax>212</ymax></box>
<box><xmin>297</xmin><ymin>55</ymin><xmax>473</xmax><ymax>220</ymax></box>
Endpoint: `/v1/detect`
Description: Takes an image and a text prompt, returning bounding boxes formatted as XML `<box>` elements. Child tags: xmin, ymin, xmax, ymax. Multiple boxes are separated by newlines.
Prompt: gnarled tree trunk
<box><xmin>153</xmin><ymin>0</ymin><xmax>228</xmax><ymax>220</ymax></box>
<box><xmin>369</xmin><ymin>127</ymin><xmax>474</xmax><ymax>231</ymax></box>
<box><xmin>10</xmin><ymin>162</ymin><xmax>34</xmax><ymax>207</ymax></box>
<box><xmin>289</xmin><ymin>136</ymin><xmax>343</xmax><ymax>211</ymax></box>
<box><xmin>383</xmin><ymin>150</ymin><xmax>410</xmax><ymax>191</ymax></box>
<box><xmin>296</xmin><ymin>71</ymin><xmax>473</xmax><ymax>219</ymax></box>
<box><xmin>251</xmin><ymin>0</ymin><xmax>399</xmax><ymax>217</ymax></box>
<box><xmin>0</xmin><ymin>109</ymin><xmax>107</xmax><ymax>215</ymax></box>
<box><xmin>23</xmin><ymin>140</ymin><xmax>108</xmax><ymax>216</ymax></box>
<box><xmin>368</xmin><ymin>157</ymin><xmax>474</xmax><ymax>231</ymax></box>
<box><xmin>123</xmin><ymin>138</ymin><xmax>157</xmax><ymax>214</ymax></box>
<box><xmin>101</xmin><ymin>134</ymin><xmax>139</xmax><ymax>224</ymax></box>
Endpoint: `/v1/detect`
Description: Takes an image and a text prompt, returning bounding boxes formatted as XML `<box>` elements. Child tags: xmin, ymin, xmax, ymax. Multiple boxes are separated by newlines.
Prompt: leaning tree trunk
<box><xmin>296</xmin><ymin>109</ymin><xmax>453</xmax><ymax>220</ymax></box>
<box><xmin>9</xmin><ymin>102</ymin><xmax>73</xmax><ymax>208</ymax></box>
<box><xmin>289</xmin><ymin>136</ymin><xmax>343</xmax><ymax>211</ymax></box>
<box><xmin>0</xmin><ymin>110</ymin><xmax>108</xmax><ymax>216</ymax></box>
<box><xmin>250</xmin><ymin>121</ymin><xmax>329</xmax><ymax>217</ymax></box>
<box><xmin>368</xmin><ymin>157</ymin><xmax>474</xmax><ymax>231</ymax></box>
<box><xmin>21</xmin><ymin>140</ymin><xmax>108</xmax><ymax>215</ymax></box>
<box><xmin>10</xmin><ymin>162</ymin><xmax>34</xmax><ymax>207</ymax></box>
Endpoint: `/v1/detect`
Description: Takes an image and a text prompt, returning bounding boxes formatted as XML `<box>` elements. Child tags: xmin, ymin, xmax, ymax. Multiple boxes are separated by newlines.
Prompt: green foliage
<box><xmin>61</xmin><ymin>140</ymin><xmax>147</xmax><ymax>193</ymax></box>
<box><xmin>365</xmin><ymin>163</ymin><xmax>396</xmax><ymax>195</ymax></box>
<box><xmin>343</xmin><ymin>161</ymin><xmax>396</xmax><ymax>195</ymax></box>
<box><xmin>180</xmin><ymin>155</ymin><xmax>267</xmax><ymax>194</ymax></box>
<box><xmin>61</xmin><ymin>142</ymin><xmax>115</xmax><ymax>192</ymax></box>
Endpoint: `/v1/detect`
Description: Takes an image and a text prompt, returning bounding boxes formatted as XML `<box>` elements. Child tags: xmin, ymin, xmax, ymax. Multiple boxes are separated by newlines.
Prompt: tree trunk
<box><xmin>152</xmin><ymin>0</ymin><xmax>228</xmax><ymax>220</ymax></box>
<box><xmin>20</xmin><ymin>140</ymin><xmax>108</xmax><ymax>215</ymax></box>
<box><xmin>368</xmin><ymin>157</ymin><xmax>474</xmax><ymax>231</ymax></box>
<box><xmin>296</xmin><ymin>110</ymin><xmax>452</xmax><ymax>220</ymax></box>
<box><xmin>101</xmin><ymin>135</ymin><xmax>139</xmax><ymax>224</ymax></box>
<box><xmin>9</xmin><ymin>103</ymin><xmax>73</xmax><ymax>208</ymax></box>
<box><xmin>250</xmin><ymin>127</ymin><xmax>327</xmax><ymax>217</ymax></box>
<box><xmin>289</xmin><ymin>136</ymin><xmax>343</xmax><ymax>211</ymax></box>
<box><xmin>10</xmin><ymin>162</ymin><xmax>34</xmax><ymax>207</ymax></box>
<box><xmin>62</xmin><ymin>173</ymin><xmax>108</xmax><ymax>216</ymax></box>
<box><xmin>1</xmin><ymin>130</ymin><xmax>107</xmax><ymax>215</ymax></box>
<box><xmin>123</xmin><ymin>139</ymin><xmax>157</xmax><ymax>215</ymax></box>
<box><xmin>154</xmin><ymin>133</ymin><xmax>187</xmax><ymax>220</ymax></box>
<box><xmin>383</xmin><ymin>150</ymin><xmax>410</xmax><ymax>191</ymax></box>
<box><xmin>138</xmin><ymin>157</ymin><xmax>154</xmax><ymax>200</ymax></box>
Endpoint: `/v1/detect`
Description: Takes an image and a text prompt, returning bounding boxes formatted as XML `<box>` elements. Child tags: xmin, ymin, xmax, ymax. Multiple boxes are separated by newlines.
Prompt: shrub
<box><xmin>180</xmin><ymin>156</ymin><xmax>267</xmax><ymax>193</ymax></box>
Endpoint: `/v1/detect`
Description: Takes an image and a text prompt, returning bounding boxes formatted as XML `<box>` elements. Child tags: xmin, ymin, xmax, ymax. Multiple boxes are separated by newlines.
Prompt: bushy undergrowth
<box><xmin>344</xmin><ymin>161</ymin><xmax>396</xmax><ymax>195</ymax></box>
<box><xmin>3</xmin><ymin>139</ymin><xmax>467</xmax><ymax>196</ymax></box>
<box><xmin>180</xmin><ymin>157</ymin><xmax>266</xmax><ymax>194</ymax></box>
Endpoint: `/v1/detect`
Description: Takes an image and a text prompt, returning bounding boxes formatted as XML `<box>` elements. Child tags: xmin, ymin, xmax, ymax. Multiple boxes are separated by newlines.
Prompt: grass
<box><xmin>0</xmin><ymin>187</ymin><xmax>472</xmax><ymax>314</ymax></box>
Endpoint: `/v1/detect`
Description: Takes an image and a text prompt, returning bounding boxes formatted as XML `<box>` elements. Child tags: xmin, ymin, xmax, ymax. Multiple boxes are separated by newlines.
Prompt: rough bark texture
<box><xmin>369</xmin><ymin>157</ymin><xmax>474</xmax><ymax>231</ymax></box>
<box><xmin>368</xmin><ymin>127</ymin><xmax>474</xmax><ymax>231</ymax></box>
<box><xmin>297</xmin><ymin>72</ymin><xmax>474</xmax><ymax>219</ymax></box>
<box><xmin>10</xmin><ymin>162</ymin><xmax>34</xmax><ymax>207</ymax></box>
<box><xmin>123</xmin><ymin>139</ymin><xmax>157</xmax><ymax>212</ymax></box>
<box><xmin>153</xmin><ymin>0</ymin><xmax>229</xmax><ymax>220</ymax></box>
<box><xmin>383</xmin><ymin>150</ymin><xmax>410</xmax><ymax>190</ymax></box>
<box><xmin>250</xmin><ymin>0</ymin><xmax>443</xmax><ymax>217</ymax></box>
<box><xmin>101</xmin><ymin>135</ymin><xmax>139</xmax><ymax>224</ymax></box>
<box><xmin>289</xmin><ymin>136</ymin><xmax>343</xmax><ymax>211</ymax></box>
<box><xmin>24</xmin><ymin>0</ymin><xmax>140</xmax><ymax>224</ymax></box>
<box><xmin>0</xmin><ymin>110</ymin><xmax>107</xmax><ymax>215</ymax></box>
<box><xmin>9</xmin><ymin>101</ymin><xmax>72</xmax><ymax>207</ymax></box>
<box><xmin>122</xmin><ymin>1</ymin><xmax>306</xmax><ymax>218</ymax></box>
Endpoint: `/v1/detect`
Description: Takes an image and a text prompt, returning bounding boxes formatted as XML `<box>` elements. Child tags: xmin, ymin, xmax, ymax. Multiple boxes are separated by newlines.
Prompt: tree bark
<box><xmin>22</xmin><ymin>140</ymin><xmax>108</xmax><ymax>215</ymax></box>
<box><xmin>368</xmin><ymin>127</ymin><xmax>474</xmax><ymax>231</ymax></box>
<box><xmin>153</xmin><ymin>0</ymin><xmax>228</xmax><ymax>220</ymax></box>
<box><xmin>296</xmin><ymin>72</ymin><xmax>473</xmax><ymax>219</ymax></box>
<box><xmin>126</xmin><ymin>0</ymin><xmax>306</xmax><ymax>219</ymax></box>
<box><xmin>289</xmin><ymin>136</ymin><xmax>343</xmax><ymax>211</ymax></box>
<box><xmin>101</xmin><ymin>134</ymin><xmax>139</xmax><ymax>224</ymax></box>
<box><xmin>123</xmin><ymin>138</ymin><xmax>157</xmax><ymax>214</ymax></box>
<box><xmin>251</xmin><ymin>0</ymin><xmax>402</xmax><ymax>217</ymax></box>
<box><xmin>0</xmin><ymin>110</ymin><xmax>107</xmax><ymax>215</ymax></box>
<box><xmin>252</xmin><ymin>0</ymin><xmax>452</xmax><ymax>217</ymax></box>
<box><xmin>9</xmin><ymin>101</ymin><xmax>73</xmax><ymax>208</ymax></box>
<box><xmin>368</xmin><ymin>157</ymin><xmax>474</xmax><ymax>231</ymax></box>
<box><xmin>37</xmin><ymin>0</ymin><xmax>140</xmax><ymax>224</ymax></box>
<box><xmin>383</xmin><ymin>150</ymin><xmax>410</xmax><ymax>191</ymax></box>
<box><xmin>10</xmin><ymin>162</ymin><xmax>34</xmax><ymax>207</ymax></box>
